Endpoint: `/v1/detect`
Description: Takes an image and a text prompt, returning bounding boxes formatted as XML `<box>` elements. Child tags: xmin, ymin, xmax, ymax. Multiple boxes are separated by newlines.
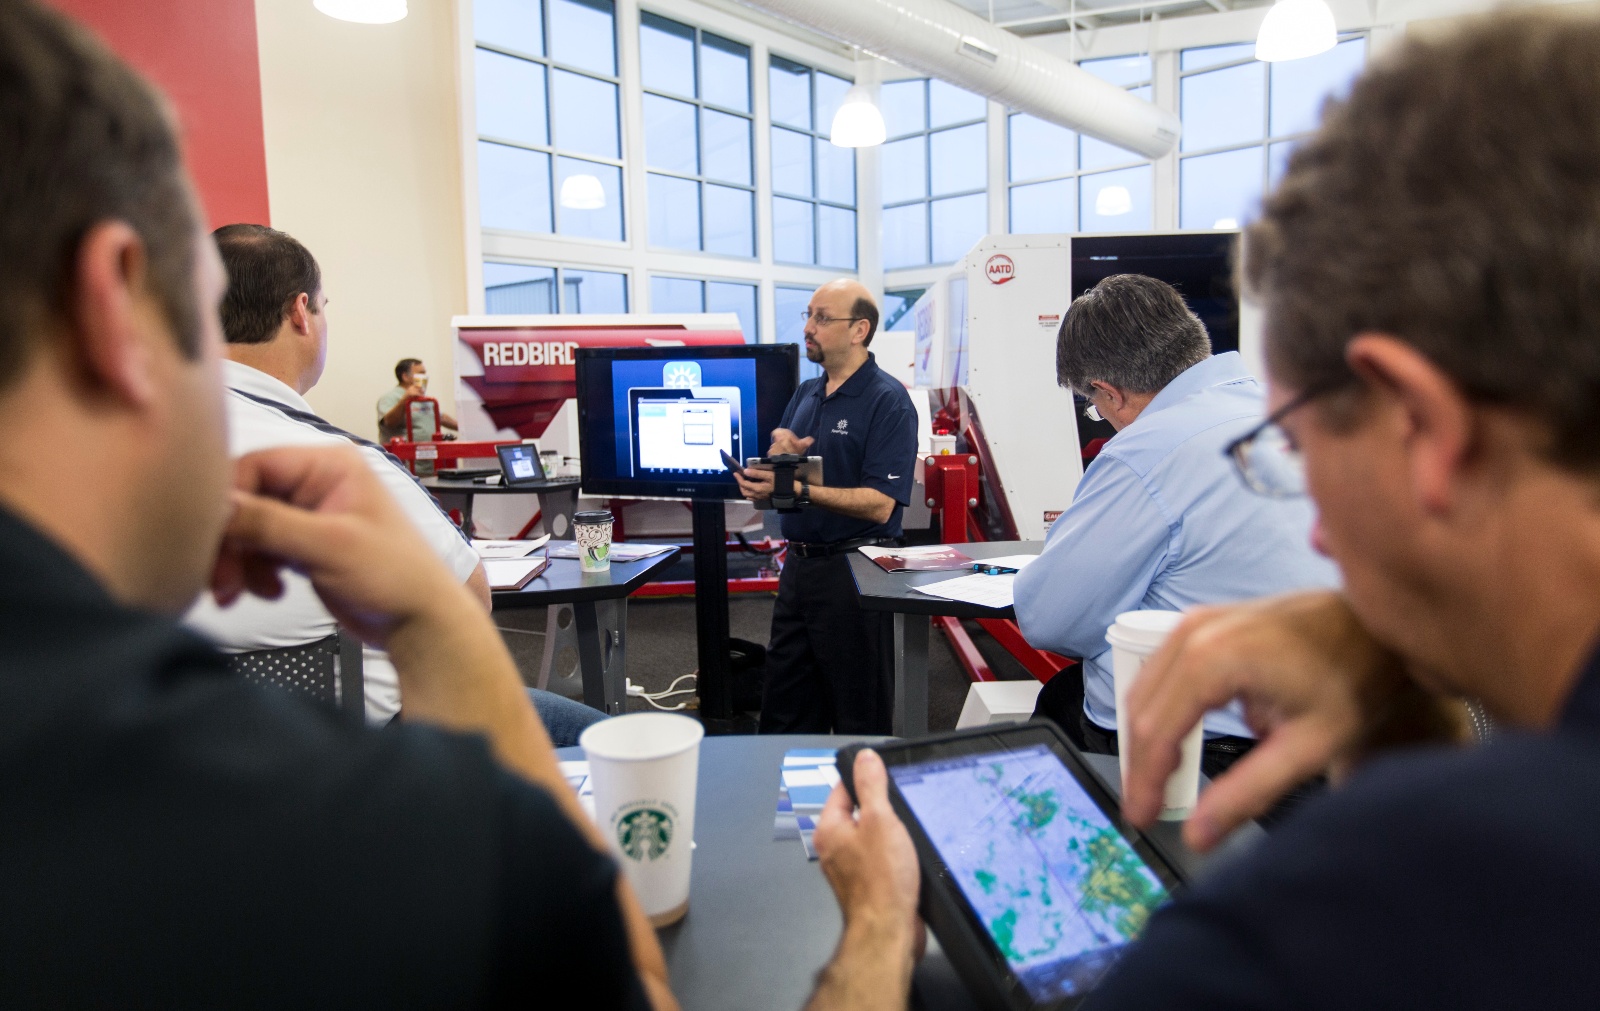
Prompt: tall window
<box><xmin>883</xmin><ymin>288</ymin><xmax>925</xmax><ymax>332</ymax></box>
<box><xmin>649</xmin><ymin>275</ymin><xmax>758</xmax><ymax>341</ymax></box>
<box><xmin>774</xmin><ymin>284</ymin><xmax>822</xmax><ymax>381</ymax></box>
<box><xmin>475</xmin><ymin>0</ymin><xmax>624</xmax><ymax>242</ymax></box>
<box><xmin>639</xmin><ymin>13</ymin><xmax>755</xmax><ymax>257</ymax></box>
<box><xmin>483</xmin><ymin>261</ymin><xmax>629</xmax><ymax>313</ymax></box>
<box><xmin>769</xmin><ymin>56</ymin><xmax>857</xmax><ymax>269</ymax></box>
<box><xmin>881</xmin><ymin>79</ymin><xmax>988</xmax><ymax>269</ymax></box>
<box><xmin>1179</xmin><ymin>38</ymin><xmax>1366</xmax><ymax>230</ymax></box>
<box><xmin>1007</xmin><ymin>55</ymin><xmax>1154</xmax><ymax>236</ymax></box>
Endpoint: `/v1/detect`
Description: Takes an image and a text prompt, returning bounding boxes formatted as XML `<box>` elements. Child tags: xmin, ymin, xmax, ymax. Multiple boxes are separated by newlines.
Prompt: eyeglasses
<box><xmin>800</xmin><ymin>311</ymin><xmax>864</xmax><ymax>326</ymax></box>
<box><xmin>1225</xmin><ymin>379</ymin><xmax>1348</xmax><ymax>498</ymax></box>
<box><xmin>1079</xmin><ymin>389</ymin><xmax>1104</xmax><ymax>423</ymax></box>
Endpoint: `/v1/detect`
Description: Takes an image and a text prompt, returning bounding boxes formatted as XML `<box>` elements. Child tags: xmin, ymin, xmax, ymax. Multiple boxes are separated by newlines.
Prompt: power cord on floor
<box><xmin>626</xmin><ymin>673</ymin><xmax>698</xmax><ymax>711</ymax></box>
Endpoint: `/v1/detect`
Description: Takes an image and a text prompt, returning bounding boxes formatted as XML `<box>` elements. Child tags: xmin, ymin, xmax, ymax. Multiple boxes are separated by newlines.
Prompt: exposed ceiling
<box><xmin>946</xmin><ymin>0</ymin><xmax>1272</xmax><ymax>34</ymax></box>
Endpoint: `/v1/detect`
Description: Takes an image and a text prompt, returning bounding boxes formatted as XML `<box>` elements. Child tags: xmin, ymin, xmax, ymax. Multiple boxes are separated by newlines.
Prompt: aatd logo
<box><xmin>985</xmin><ymin>253</ymin><xmax>1016</xmax><ymax>285</ymax></box>
<box><xmin>832</xmin><ymin>418</ymin><xmax>849</xmax><ymax>435</ymax></box>
<box><xmin>617</xmin><ymin>806</ymin><xmax>674</xmax><ymax>862</ymax></box>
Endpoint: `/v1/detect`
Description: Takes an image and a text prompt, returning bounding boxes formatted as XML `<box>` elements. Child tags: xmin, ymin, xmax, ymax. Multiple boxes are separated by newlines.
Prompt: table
<box><xmin>493</xmin><ymin>550</ymin><xmax>679</xmax><ymax>715</ymax></box>
<box><xmin>420</xmin><ymin>475</ymin><xmax>580</xmax><ymax>538</ymax></box>
<box><xmin>849</xmin><ymin>541</ymin><xmax>1044</xmax><ymax>737</ymax></box>
<box><xmin>556</xmin><ymin>734</ymin><xmax>1261</xmax><ymax>1011</ymax></box>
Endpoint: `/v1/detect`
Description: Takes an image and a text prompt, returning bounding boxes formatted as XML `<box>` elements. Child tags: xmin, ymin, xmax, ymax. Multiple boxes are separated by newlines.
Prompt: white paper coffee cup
<box><xmin>1107</xmin><ymin>610</ymin><xmax>1203</xmax><ymax>821</ymax></box>
<box><xmin>579</xmin><ymin>713</ymin><xmax>704</xmax><ymax>926</ymax></box>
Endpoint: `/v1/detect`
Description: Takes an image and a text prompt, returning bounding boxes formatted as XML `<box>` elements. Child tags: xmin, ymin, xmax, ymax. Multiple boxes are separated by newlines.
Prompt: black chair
<box><xmin>225</xmin><ymin>631</ymin><xmax>365</xmax><ymax>720</ymax></box>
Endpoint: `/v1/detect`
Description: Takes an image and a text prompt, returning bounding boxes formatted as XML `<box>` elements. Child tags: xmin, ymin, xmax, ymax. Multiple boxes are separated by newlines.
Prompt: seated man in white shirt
<box><xmin>185</xmin><ymin>224</ymin><xmax>601</xmax><ymax>744</ymax></box>
<box><xmin>1014</xmin><ymin>274</ymin><xmax>1339</xmax><ymax>779</ymax></box>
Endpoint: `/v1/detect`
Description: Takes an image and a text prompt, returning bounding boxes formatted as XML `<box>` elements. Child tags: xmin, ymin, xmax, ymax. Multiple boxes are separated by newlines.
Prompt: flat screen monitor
<box><xmin>574</xmin><ymin>344</ymin><xmax>799</xmax><ymax>500</ymax></box>
<box><xmin>1069</xmin><ymin>232</ymin><xmax>1239</xmax><ymax>448</ymax></box>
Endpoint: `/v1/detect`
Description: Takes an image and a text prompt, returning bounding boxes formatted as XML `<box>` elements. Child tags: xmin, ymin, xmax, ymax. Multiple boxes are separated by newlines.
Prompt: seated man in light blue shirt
<box><xmin>1015</xmin><ymin>274</ymin><xmax>1339</xmax><ymax>775</ymax></box>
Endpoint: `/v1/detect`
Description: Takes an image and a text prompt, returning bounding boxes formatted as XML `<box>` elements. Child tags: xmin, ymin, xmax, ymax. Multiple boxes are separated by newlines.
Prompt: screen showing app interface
<box><xmin>890</xmin><ymin>745</ymin><xmax>1170</xmax><ymax>1003</ymax></box>
<box><xmin>634</xmin><ymin>393</ymin><xmax>734</xmax><ymax>473</ymax></box>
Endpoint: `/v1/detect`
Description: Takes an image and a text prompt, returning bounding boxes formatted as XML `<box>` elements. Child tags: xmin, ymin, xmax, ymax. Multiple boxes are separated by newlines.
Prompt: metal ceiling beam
<box><xmin>995</xmin><ymin>0</ymin><xmax>1212</xmax><ymax>27</ymax></box>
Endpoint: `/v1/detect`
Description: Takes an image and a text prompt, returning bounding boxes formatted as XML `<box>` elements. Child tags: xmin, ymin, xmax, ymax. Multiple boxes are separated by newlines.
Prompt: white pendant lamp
<box><xmin>560</xmin><ymin>174</ymin><xmax>607</xmax><ymax>210</ymax></box>
<box><xmin>829</xmin><ymin>85</ymin><xmax>887</xmax><ymax>148</ymax></box>
<box><xmin>1255</xmin><ymin>0</ymin><xmax>1337</xmax><ymax>62</ymax></box>
<box><xmin>313</xmin><ymin>0</ymin><xmax>408</xmax><ymax>24</ymax></box>
<box><xmin>1095</xmin><ymin>185</ymin><xmax>1132</xmax><ymax>218</ymax></box>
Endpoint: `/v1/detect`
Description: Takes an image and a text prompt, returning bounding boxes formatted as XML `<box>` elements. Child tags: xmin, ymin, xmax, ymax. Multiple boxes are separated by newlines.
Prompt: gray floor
<box><xmin>494</xmin><ymin>588</ymin><xmax>1039</xmax><ymax>731</ymax></box>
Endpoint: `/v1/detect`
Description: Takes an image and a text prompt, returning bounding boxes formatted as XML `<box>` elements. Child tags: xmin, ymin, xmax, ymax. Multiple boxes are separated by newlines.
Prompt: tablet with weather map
<box><xmin>836</xmin><ymin>723</ymin><xmax>1183</xmax><ymax>1010</ymax></box>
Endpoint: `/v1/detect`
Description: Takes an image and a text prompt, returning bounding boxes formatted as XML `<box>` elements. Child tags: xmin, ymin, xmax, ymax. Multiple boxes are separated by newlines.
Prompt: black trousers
<box><xmin>758</xmin><ymin>553</ymin><xmax>895</xmax><ymax>735</ymax></box>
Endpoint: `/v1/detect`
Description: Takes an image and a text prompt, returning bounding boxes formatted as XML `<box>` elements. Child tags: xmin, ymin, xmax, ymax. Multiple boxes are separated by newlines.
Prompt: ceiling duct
<box><xmin>734</xmin><ymin>0</ymin><xmax>1180</xmax><ymax>159</ymax></box>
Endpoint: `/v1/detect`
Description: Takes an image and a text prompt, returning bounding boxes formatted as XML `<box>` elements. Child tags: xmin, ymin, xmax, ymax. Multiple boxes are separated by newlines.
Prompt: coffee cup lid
<box><xmin>1106</xmin><ymin>609</ymin><xmax>1186</xmax><ymax>652</ymax></box>
<box><xmin>574</xmin><ymin>510</ymin><xmax>613</xmax><ymax>523</ymax></box>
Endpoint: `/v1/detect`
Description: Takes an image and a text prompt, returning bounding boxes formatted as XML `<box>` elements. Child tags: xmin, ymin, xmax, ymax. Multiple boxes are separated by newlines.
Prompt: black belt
<box><xmin>788</xmin><ymin>536</ymin><xmax>897</xmax><ymax>559</ymax></box>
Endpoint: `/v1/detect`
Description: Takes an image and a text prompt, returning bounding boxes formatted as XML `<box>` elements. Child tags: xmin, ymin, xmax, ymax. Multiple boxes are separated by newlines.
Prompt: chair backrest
<box><xmin>225</xmin><ymin>631</ymin><xmax>365</xmax><ymax>719</ymax></box>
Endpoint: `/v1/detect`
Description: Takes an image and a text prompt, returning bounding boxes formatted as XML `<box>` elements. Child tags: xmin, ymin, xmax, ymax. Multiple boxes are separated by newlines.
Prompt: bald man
<box><xmin>736</xmin><ymin>280</ymin><xmax>918</xmax><ymax>734</ymax></box>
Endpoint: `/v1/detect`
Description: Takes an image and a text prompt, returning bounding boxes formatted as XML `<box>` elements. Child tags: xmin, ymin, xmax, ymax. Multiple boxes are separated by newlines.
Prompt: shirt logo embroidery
<box><xmin>832</xmin><ymin>419</ymin><xmax>849</xmax><ymax>435</ymax></box>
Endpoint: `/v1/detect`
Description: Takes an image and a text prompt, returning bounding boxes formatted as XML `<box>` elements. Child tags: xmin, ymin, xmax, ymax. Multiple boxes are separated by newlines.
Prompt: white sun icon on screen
<box><xmin>663</xmin><ymin>361</ymin><xmax>702</xmax><ymax>388</ymax></box>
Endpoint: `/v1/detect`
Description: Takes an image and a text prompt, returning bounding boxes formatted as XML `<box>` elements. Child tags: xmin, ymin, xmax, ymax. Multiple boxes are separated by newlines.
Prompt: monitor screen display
<box><xmin>575</xmin><ymin>344</ymin><xmax>798</xmax><ymax>500</ymax></box>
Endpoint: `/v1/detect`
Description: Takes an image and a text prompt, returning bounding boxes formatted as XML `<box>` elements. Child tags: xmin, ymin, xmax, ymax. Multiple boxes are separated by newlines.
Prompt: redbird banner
<box><xmin>458</xmin><ymin>325</ymin><xmax>742</xmax><ymax>438</ymax></box>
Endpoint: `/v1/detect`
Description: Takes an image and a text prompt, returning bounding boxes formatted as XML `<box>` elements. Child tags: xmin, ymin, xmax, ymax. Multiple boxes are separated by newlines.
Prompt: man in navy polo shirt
<box><xmin>736</xmin><ymin>280</ymin><xmax>917</xmax><ymax>735</ymax></box>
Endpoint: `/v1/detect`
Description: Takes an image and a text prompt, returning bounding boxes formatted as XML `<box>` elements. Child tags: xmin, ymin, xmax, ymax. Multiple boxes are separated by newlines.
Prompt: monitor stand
<box><xmin>692</xmin><ymin>499</ymin><xmax>758</xmax><ymax>735</ymax></box>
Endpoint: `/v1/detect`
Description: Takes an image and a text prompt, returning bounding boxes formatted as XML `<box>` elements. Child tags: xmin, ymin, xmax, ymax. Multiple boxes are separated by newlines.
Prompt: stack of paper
<box><xmin>472</xmin><ymin>534</ymin><xmax>550</xmax><ymax>559</ymax></box>
<box><xmin>909</xmin><ymin>554</ymin><xmax>1040</xmax><ymax>609</ymax></box>
<box><xmin>548</xmin><ymin>542</ymin><xmax>677</xmax><ymax>562</ymax></box>
<box><xmin>774</xmin><ymin>749</ymin><xmax>840</xmax><ymax>860</ymax></box>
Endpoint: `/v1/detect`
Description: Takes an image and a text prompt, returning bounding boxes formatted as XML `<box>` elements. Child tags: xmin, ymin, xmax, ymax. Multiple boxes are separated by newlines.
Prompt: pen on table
<box><xmin>971</xmin><ymin>563</ymin><xmax>1019</xmax><ymax>575</ymax></box>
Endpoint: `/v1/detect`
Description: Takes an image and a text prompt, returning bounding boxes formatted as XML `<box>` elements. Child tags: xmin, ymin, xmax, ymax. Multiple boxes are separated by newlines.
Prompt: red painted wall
<box><xmin>49</xmin><ymin>0</ymin><xmax>271</xmax><ymax>227</ymax></box>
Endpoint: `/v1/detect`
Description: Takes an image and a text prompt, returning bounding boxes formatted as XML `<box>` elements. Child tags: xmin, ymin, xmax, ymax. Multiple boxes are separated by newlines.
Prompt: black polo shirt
<box><xmin>1088</xmin><ymin>636</ymin><xmax>1600</xmax><ymax>1010</ymax></box>
<box><xmin>0</xmin><ymin>505</ymin><xmax>646</xmax><ymax>1008</ymax></box>
<box><xmin>777</xmin><ymin>351</ymin><xmax>918</xmax><ymax>544</ymax></box>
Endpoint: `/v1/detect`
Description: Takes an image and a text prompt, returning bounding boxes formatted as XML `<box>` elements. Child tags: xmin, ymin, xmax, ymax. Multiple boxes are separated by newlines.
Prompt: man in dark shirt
<box><xmin>805</xmin><ymin>13</ymin><xmax>1600</xmax><ymax>1011</ymax></box>
<box><xmin>735</xmin><ymin>279</ymin><xmax>918</xmax><ymax>735</ymax></box>
<box><xmin>0</xmin><ymin>4</ymin><xmax>669</xmax><ymax>1005</ymax></box>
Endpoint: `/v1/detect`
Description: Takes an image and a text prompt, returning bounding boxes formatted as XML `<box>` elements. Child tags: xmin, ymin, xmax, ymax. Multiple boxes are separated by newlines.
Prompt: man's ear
<box><xmin>1090</xmin><ymin>380</ymin><xmax>1123</xmax><ymax>411</ymax></box>
<box><xmin>287</xmin><ymin>292</ymin><xmax>312</xmax><ymax>337</ymax></box>
<box><xmin>1345</xmin><ymin>334</ymin><xmax>1474</xmax><ymax>516</ymax></box>
<box><xmin>69</xmin><ymin>221</ymin><xmax>161</xmax><ymax>407</ymax></box>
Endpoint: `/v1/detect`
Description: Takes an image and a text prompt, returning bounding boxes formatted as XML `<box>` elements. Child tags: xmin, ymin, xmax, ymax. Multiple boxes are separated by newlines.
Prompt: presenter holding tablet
<box><xmin>735</xmin><ymin>280</ymin><xmax>917</xmax><ymax>735</ymax></box>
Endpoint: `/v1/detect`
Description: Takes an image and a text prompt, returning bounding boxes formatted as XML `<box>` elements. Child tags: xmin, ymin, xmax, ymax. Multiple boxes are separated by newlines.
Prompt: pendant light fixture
<box><xmin>313</xmin><ymin>0</ymin><xmax>408</xmax><ymax>25</ymax></box>
<box><xmin>829</xmin><ymin>85</ymin><xmax>887</xmax><ymax>148</ymax></box>
<box><xmin>559</xmin><ymin>174</ymin><xmax>607</xmax><ymax>210</ymax></box>
<box><xmin>1255</xmin><ymin>0</ymin><xmax>1337</xmax><ymax>62</ymax></box>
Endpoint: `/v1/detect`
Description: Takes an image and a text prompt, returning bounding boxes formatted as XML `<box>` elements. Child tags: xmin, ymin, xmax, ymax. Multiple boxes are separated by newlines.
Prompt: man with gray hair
<box><xmin>1014</xmin><ymin>274</ymin><xmax>1338</xmax><ymax>775</ymax></box>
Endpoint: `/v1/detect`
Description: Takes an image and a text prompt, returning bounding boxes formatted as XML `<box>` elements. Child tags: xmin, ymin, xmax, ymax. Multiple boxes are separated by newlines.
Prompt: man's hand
<box><xmin>1120</xmin><ymin>591</ymin><xmax>1462</xmax><ymax>851</ymax></box>
<box><xmin>805</xmin><ymin>750</ymin><xmax>921</xmax><ymax>1011</ymax></box>
<box><xmin>734</xmin><ymin>463</ymin><xmax>774</xmax><ymax>503</ymax></box>
<box><xmin>213</xmin><ymin>445</ymin><xmax>462</xmax><ymax>646</ymax></box>
<box><xmin>769</xmin><ymin>427</ymin><xmax>815</xmax><ymax>457</ymax></box>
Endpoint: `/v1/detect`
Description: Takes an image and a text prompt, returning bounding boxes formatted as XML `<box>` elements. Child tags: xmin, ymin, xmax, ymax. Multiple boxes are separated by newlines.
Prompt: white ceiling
<box><xmin>946</xmin><ymin>0</ymin><xmax>1271</xmax><ymax>33</ymax></box>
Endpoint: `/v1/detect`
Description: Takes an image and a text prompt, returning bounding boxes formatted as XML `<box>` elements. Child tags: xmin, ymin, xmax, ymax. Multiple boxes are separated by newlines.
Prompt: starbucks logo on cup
<box><xmin>617</xmin><ymin>804</ymin><xmax>675</xmax><ymax>862</ymax></box>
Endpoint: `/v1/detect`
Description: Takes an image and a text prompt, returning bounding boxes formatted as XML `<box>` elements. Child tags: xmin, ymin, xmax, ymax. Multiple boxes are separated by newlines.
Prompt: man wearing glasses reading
<box><xmin>735</xmin><ymin>280</ymin><xmax>917</xmax><ymax>735</ymax></box>
<box><xmin>1014</xmin><ymin>274</ymin><xmax>1339</xmax><ymax>782</ymax></box>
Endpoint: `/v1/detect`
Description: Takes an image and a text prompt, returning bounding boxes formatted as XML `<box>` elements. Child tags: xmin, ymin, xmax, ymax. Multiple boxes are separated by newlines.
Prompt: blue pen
<box><xmin>971</xmin><ymin>563</ymin><xmax>1019</xmax><ymax>575</ymax></box>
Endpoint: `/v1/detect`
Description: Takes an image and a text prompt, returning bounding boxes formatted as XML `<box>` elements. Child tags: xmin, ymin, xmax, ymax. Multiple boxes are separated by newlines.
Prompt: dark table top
<box><xmin>849</xmin><ymin>540</ymin><xmax>1045</xmax><ymax>619</ymax></box>
<box><xmin>490</xmin><ymin>548</ymin><xmax>679</xmax><ymax>609</ymax></box>
<box><xmin>557</xmin><ymin>733</ymin><xmax>1261</xmax><ymax>1011</ymax></box>
<box><xmin>421</xmin><ymin>475</ymin><xmax>581</xmax><ymax>495</ymax></box>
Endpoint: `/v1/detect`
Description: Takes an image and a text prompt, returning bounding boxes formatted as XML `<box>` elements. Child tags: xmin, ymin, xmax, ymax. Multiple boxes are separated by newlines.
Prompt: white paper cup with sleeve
<box><xmin>573</xmin><ymin>510</ymin><xmax>614</xmax><ymax>572</ymax></box>
<box><xmin>1107</xmin><ymin>610</ymin><xmax>1203</xmax><ymax>821</ymax></box>
<box><xmin>579</xmin><ymin>713</ymin><xmax>704</xmax><ymax>926</ymax></box>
